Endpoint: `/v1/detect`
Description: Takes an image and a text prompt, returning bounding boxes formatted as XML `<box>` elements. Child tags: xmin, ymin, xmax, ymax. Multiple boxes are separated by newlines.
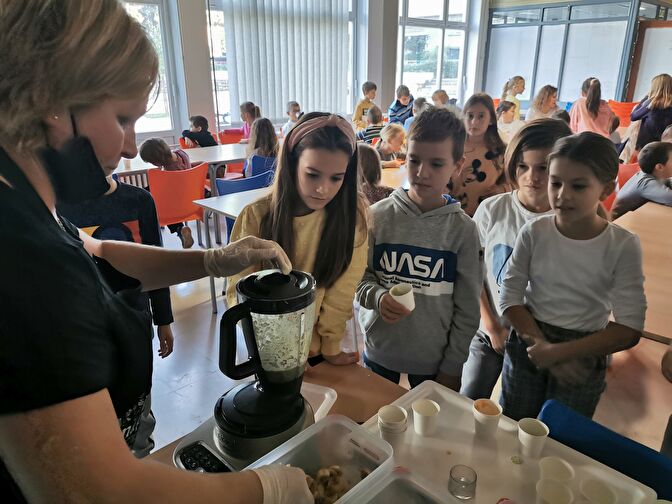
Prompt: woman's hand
<box><xmin>324</xmin><ymin>351</ymin><xmax>360</xmax><ymax>366</ymax></box>
<box><xmin>157</xmin><ymin>325</ymin><xmax>174</xmax><ymax>358</ymax></box>
<box><xmin>204</xmin><ymin>236</ymin><xmax>292</xmax><ymax>277</ymax></box>
<box><xmin>379</xmin><ymin>293</ymin><xmax>412</xmax><ymax>324</ymax></box>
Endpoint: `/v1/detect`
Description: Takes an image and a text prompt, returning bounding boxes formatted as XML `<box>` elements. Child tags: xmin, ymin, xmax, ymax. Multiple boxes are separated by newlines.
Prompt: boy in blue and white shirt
<box><xmin>388</xmin><ymin>85</ymin><xmax>415</xmax><ymax>125</ymax></box>
<box><xmin>357</xmin><ymin>107</ymin><xmax>481</xmax><ymax>390</ymax></box>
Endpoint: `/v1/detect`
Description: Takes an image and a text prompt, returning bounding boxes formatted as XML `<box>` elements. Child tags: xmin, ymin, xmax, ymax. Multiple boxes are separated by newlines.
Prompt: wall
<box><xmin>176</xmin><ymin>0</ymin><xmax>216</xmax><ymax>132</ymax></box>
<box><xmin>366</xmin><ymin>0</ymin><xmax>400</xmax><ymax>110</ymax></box>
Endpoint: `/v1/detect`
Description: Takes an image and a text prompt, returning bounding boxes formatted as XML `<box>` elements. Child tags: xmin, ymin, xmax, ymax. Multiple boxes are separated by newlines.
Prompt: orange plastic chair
<box><xmin>603</xmin><ymin>191</ymin><xmax>617</xmax><ymax>213</ymax></box>
<box><xmin>179</xmin><ymin>137</ymin><xmax>195</xmax><ymax>149</ymax></box>
<box><xmin>211</xmin><ymin>132</ymin><xmax>219</xmax><ymax>144</ymax></box>
<box><xmin>147</xmin><ymin>163</ymin><xmax>208</xmax><ymax>247</ymax></box>
<box><xmin>218</xmin><ymin>131</ymin><xmax>244</xmax><ymax>145</ymax></box>
<box><xmin>492</xmin><ymin>98</ymin><xmax>501</xmax><ymax>109</ymax></box>
<box><xmin>371</xmin><ymin>137</ymin><xmax>381</xmax><ymax>146</ymax></box>
<box><xmin>618</xmin><ymin>162</ymin><xmax>640</xmax><ymax>189</ymax></box>
<box><xmin>608</xmin><ymin>100</ymin><xmax>637</xmax><ymax>128</ymax></box>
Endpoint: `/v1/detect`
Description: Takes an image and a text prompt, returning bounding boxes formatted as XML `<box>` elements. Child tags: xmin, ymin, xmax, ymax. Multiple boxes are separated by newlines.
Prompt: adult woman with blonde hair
<box><xmin>525</xmin><ymin>85</ymin><xmax>559</xmax><ymax>121</ymax></box>
<box><xmin>631</xmin><ymin>73</ymin><xmax>672</xmax><ymax>149</ymax></box>
<box><xmin>0</xmin><ymin>1</ymin><xmax>309</xmax><ymax>502</ymax></box>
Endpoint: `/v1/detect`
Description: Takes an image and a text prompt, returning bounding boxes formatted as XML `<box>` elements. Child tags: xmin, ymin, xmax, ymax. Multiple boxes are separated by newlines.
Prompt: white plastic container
<box><xmin>301</xmin><ymin>382</ymin><xmax>337</xmax><ymax>421</ymax></box>
<box><xmin>246</xmin><ymin>415</ymin><xmax>393</xmax><ymax>502</ymax></box>
<box><xmin>339</xmin><ymin>467</ymin><xmax>449</xmax><ymax>503</ymax></box>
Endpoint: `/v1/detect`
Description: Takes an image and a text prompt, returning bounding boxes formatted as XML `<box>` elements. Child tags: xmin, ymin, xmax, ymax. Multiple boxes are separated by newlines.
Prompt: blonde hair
<box><xmin>648</xmin><ymin>74</ymin><xmax>672</xmax><ymax>109</ymax></box>
<box><xmin>532</xmin><ymin>85</ymin><xmax>558</xmax><ymax>112</ymax></box>
<box><xmin>502</xmin><ymin>76</ymin><xmax>525</xmax><ymax>101</ymax></box>
<box><xmin>0</xmin><ymin>0</ymin><xmax>158</xmax><ymax>152</ymax></box>
<box><xmin>432</xmin><ymin>90</ymin><xmax>449</xmax><ymax>105</ymax></box>
<box><xmin>380</xmin><ymin>123</ymin><xmax>405</xmax><ymax>144</ymax></box>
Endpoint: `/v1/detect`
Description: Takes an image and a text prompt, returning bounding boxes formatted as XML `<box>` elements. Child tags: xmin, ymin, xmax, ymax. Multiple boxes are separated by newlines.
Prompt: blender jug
<box><xmin>219</xmin><ymin>269</ymin><xmax>316</xmax><ymax>397</ymax></box>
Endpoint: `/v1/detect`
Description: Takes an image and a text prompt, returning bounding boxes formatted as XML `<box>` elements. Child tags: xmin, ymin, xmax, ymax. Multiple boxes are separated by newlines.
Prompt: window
<box><xmin>491</xmin><ymin>8</ymin><xmax>541</xmax><ymax>24</ymax></box>
<box><xmin>485</xmin><ymin>26</ymin><xmax>537</xmax><ymax>101</ymax></box>
<box><xmin>533</xmin><ymin>25</ymin><xmax>565</xmax><ymax>91</ymax></box>
<box><xmin>570</xmin><ymin>2</ymin><xmax>630</xmax><ymax>20</ymax></box>
<box><xmin>124</xmin><ymin>1</ymin><xmax>175</xmax><ymax>134</ymax></box>
<box><xmin>543</xmin><ymin>6</ymin><xmax>568</xmax><ymax>22</ymax></box>
<box><xmin>397</xmin><ymin>0</ymin><xmax>469</xmax><ymax>103</ymax></box>
<box><xmin>638</xmin><ymin>2</ymin><xmax>658</xmax><ymax>19</ymax></box>
<box><xmin>207</xmin><ymin>0</ymin><xmax>353</xmax><ymax>128</ymax></box>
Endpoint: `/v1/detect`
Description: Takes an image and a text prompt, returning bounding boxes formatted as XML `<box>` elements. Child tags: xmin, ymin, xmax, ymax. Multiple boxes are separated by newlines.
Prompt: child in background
<box><xmin>388</xmin><ymin>85</ymin><xmax>414</xmax><ymax>125</ymax></box>
<box><xmin>222</xmin><ymin>101</ymin><xmax>261</xmax><ymax>143</ymax></box>
<box><xmin>499</xmin><ymin>132</ymin><xmax>645</xmax><ymax>420</ymax></box>
<box><xmin>356</xmin><ymin>107</ymin><xmax>481</xmax><ymax>390</ymax></box>
<box><xmin>139</xmin><ymin>137</ymin><xmax>198</xmax><ymax>248</ymax></box>
<box><xmin>460</xmin><ymin>119</ymin><xmax>573</xmax><ymax>400</ymax></box>
<box><xmin>356</xmin><ymin>106</ymin><xmax>385</xmax><ymax>144</ymax></box>
<box><xmin>227</xmin><ymin>113</ymin><xmax>368</xmax><ymax>366</ymax></box>
<box><xmin>501</xmin><ymin>76</ymin><xmax>526</xmax><ymax>121</ymax></box>
<box><xmin>609</xmin><ymin>116</ymin><xmax>622</xmax><ymax>144</ymax></box>
<box><xmin>403</xmin><ymin>97</ymin><xmax>428</xmax><ymax>132</ymax></box>
<box><xmin>450</xmin><ymin>93</ymin><xmax>508</xmax><ymax>216</ymax></box>
<box><xmin>497</xmin><ymin>100</ymin><xmax>525</xmax><ymax>144</ymax></box>
<box><xmin>631</xmin><ymin>73</ymin><xmax>672</xmax><ymax>149</ymax></box>
<box><xmin>58</xmin><ymin>176</ymin><xmax>177</xmax><ymax>456</ymax></box>
<box><xmin>247</xmin><ymin>118</ymin><xmax>279</xmax><ymax>160</ymax></box>
<box><xmin>611</xmin><ymin>141</ymin><xmax>672</xmax><ymax>219</ymax></box>
<box><xmin>551</xmin><ymin>109</ymin><xmax>571</xmax><ymax>124</ymax></box>
<box><xmin>353</xmin><ymin>81</ymin><xmax>378</xmax><ymax>130</ymax></box>
<box><xmin>358</xmin><ymin>143</ymin><xmax>393</xmax><ymax>205</ymax></box>
<box><xmin>569</xmin><ymin>78</ymin><xmax>615</xmax><ymax>138</ymax></box>
<box><xmin>526</xmin><ymin>85</ymin><xmax>559</xmax><ymax>121</ymax></box>
<box><xmin>181</xmin><ymin>115</ymin><xmax>218</xmax><ymax>147</ymax></box>
<box><xmin>432</xmin><ymin>89</ymin><xmax>449</xmax><ymax>107</ymax></box>
<box><xmin>281</xmin><ymin>101</ymin><xmax>302</xmax><ymax>137</ymax></box>
<box><xmin>376</xmin><ymin>123</ymin><xmax>406</xmax><ymax>168</ymax></box>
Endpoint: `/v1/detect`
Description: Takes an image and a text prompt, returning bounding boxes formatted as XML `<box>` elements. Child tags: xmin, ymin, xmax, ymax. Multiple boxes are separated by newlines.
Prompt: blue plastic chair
<box><xmin>538</xmin><ymin>400</ymin><xmax>672</xmax><ymax>498</ymax></box>
<box><xmin>214</xmin><ymin>170</ymin><xmax>274</xmax><ymax>243</ymax></box>
<box><xmin>565</xmin><ymin>101</ymin><xmax>573</xmax><ymax>112</ymax></box>
<box><xmin>243</xmin><ymin>155</ymin><xmax>277</xmax><ymax>178</ymax></box>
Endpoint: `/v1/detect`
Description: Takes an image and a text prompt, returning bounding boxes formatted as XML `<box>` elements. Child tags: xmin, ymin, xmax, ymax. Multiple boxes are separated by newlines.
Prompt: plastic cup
<box><xmin>412</xmin><ymin>399</ymin><xmax>440</xmax><ymax>436</ymax></box>
<box><xmin>536</xmin><ymin>479</ymin><xmax>573</xmax><ymax>504</ymax></box>
<box><xmin>448</xmin><ymin>464</ymin><xmax>477</xmax><ymax>500</ymax></box>
<box><xmin>378</xmin><ymin>405</ymin><xmax>407</xmax><ymax>429</ymax></box>
<box><xmin>472</xmin><ymin>398</ymin><xmax>502</xmax><ymax>438</ymax></box>
<box><xmin>518</xmin><ymin>418</ymin><xmax>549</xmax><ymax>458</ymax></box>
<box><xmin>390</xmin><ymin>283</ymin><xmax>415</xmax><ymax>311</ymax></box>
<box><xmin>579</xmin><ymin>478</ymin><xmax>617</xmax><ymax>504</ymax></box>
<box><xmin>539</xmin><ymin>456</ymin><xmax>575</xmax><ymax>483</ymax></box>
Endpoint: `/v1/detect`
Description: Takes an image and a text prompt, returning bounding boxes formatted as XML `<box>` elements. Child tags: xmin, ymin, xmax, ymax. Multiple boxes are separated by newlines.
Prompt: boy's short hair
<box><xmin>396</xmin><ymin>85</ymin><xmax>410</xmax><ymax>98</ymax></box>
<box><xmin>432</xmin><ymin>89</ymin><xmax>449</xmax><ymax>104</ymax></box>
<box><xmin>638</xmin><ymin>141</ymin><xmax>672</xmax><ymax>174</ymax></box>
<box><xmin>362</xmin><ymin>81</ymin><xmax>377</xmax><ymax>94</ymax></box>
<box><xmin>189</xmin><ymin>115</ymin><xmax>209</xmax><ymax>131</ymax></box>
<box><xmin>551</xmin><ymin>109</ymin><xmax>570</xmax><ymax>124</ymax></box>
<box><xmin>409</xmin><ymin>106</ymin><xmax>466</xmax><ymax>162</ymax></box>
<box><xmin>139</xmin><ymin>137</ymin><xmax>172</xmax><ymax>166</ymax></box>
<box><xmin>412</xmin><ymin>97</ymin><xmax>428</xmax><ymax>113</ymax></box>
<box><xmin>286</xmin><ymin>100</ymin><xmax>300</xmax><ymax>113</ymax></box>
<box><xmin>367</xmin><ymin>105</ymin><xmax>383</xmax><ymax>124</ymax></box>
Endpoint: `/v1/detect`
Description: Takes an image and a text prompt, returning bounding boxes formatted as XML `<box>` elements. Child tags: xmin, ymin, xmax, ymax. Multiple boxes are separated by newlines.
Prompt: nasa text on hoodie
<box><xmin>356</xmin><ymin>188</ymin><xmax>482</xmax><ymax>376</ymax></box>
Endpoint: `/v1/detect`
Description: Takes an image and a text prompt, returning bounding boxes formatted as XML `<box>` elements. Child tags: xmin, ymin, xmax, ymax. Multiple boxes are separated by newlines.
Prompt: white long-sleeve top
<box><xmin>499</xmin><ymin>215</ymin><xmax>646</xmax><ymax>332</ymax></box>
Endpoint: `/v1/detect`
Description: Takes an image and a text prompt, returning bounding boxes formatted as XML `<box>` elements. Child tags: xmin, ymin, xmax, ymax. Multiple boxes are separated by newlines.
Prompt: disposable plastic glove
<box><xmin>203</xmin><ymin>236</ymin><xmax>292</xmax><ymax>277</ymax></box>
<box><xmin>251</xmin><ymin>465</ymin><xmax>313</xmax><ymax>504</ymax></box>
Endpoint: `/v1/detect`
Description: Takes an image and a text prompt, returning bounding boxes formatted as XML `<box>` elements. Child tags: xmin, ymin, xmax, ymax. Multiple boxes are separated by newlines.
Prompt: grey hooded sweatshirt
<box><xmin>356</xmin><ymin>188</ymin><xmax>482</xmax><ymax>376</ymax></box>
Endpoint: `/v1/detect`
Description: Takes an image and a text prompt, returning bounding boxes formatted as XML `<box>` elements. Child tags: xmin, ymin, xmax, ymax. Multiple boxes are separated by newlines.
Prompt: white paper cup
<box><xmin>518</xmin><ymin>418</ymin><xmax>549</xmax><ymax>458</ymax></box>
<box><xmin>580</xmin><ymin>478</ymin><xmax>617</xmax><ymax>504</ymax></box>
<box><xmin>378</xmin><ymin>405</ymin><xmax>407</xmax><ymax>429</ymax></box>
<box><xmin>412</xmin><ymin>399</ymin><xmax>440</xmax><ymax>436</ymax></box>
<box><xmin>539</xmin><ymin>456</ymin><xmax>575</xmax><ymax>483</ymax></box>
<box><xmin>472</xmin><ymin>398</ymin><xmax>502</xmax><ymax>438</ymax></box>
<box><xmin>389</xmin><ymin>283</ymin><xmax>415</xmax><ymax>311</ymax></box>
<box><xmin>536</xmin><ymin>479</ymin><xmax>573</xmax><ymax>504</ymax></box>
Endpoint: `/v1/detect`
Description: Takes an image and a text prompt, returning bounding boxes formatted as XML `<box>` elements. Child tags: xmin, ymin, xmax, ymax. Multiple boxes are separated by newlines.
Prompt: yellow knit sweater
<box><xmin>226</xmin><ymin>196</ymin><xmax>368</xmax><ymax>356</ymax></box>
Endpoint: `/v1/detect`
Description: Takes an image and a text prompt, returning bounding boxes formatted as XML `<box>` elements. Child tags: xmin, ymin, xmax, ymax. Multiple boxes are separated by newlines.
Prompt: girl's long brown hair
<box><xmin>260</xmin><ymin>112</ymin><xmax>366</xmax><ymax>288</ymax></box>
<box><xmin>464</xmin><ymin>93</ymin><xmax>506</xmax><ymax>156</ymax></box>
<box><xmin>248</xmin><ymin>118</ymin><xmax>278</xmax><ymax>158</ymax></box>
<box><xmin>582</xmin><ymin>77</ymin><xmax>602</xmax><ymax>118</ymax></box>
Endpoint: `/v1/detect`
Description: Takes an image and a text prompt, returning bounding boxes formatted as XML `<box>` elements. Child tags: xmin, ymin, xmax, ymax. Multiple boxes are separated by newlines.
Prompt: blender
<box><xmin>173</xmin><ymin>269</ymin><xmax>318</xmax><ymax>472</ymax></box>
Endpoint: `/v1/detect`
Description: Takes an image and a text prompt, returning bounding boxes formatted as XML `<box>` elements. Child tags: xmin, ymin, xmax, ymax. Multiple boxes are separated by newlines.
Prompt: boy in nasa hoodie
<box><xmin>357</xmin><ymin>107</ymin><xmax>481</xmax><ymax>391</ymax></box>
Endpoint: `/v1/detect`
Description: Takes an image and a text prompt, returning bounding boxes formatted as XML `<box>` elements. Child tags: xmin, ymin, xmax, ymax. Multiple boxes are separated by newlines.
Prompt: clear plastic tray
<box><xmin>339</xmin><ymin>466</ymin><xmax>450</xmax><ymax>503</ymax></box>
<box><xmin>301</xmin><ymin>382</ymin><xmax>337</xmax><ymax>422</ymax></box>
<box><xmin>246</xmin><ymin>415</ymin><xmax>393</xmax><ymax>502</ymax></box>
<box><xmin>363</xmin><ymin>380</ymin><xmax>657</xmax><ymax>504</ymax></box>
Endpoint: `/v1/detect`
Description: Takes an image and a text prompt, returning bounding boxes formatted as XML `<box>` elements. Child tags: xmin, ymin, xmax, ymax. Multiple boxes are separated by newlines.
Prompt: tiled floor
<box><xmin>150</xmin><ymin>223</ymin><xmax>671</xmax><ymax>453</ymax></box>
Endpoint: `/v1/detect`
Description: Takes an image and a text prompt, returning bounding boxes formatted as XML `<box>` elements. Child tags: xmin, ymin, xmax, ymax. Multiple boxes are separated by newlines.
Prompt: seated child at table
<box><xmin>281</xmin><ymin>100</ymin><xmax>302</xmax><ymax>137</ymax></box>
<box><xmin>181</xmin><ymin>115</ymin><xmax>217</xmax><ymax>147</ymax></box>
<box><xmin>499</xmin><ymin>132</ymin><xmax>645</xmax><ymax>420</ymax></box>
<box><xmin>376</xmin><ymin>123</ymin><xmax>406</xmax><ymax>168</ymax></box>
<box><xmin>358</xmin><ymin>143</ymin><xmax>393</xmax><ymax>205</ymax></box>
<box><xmin>403</xmin><ymin>97</ymin><xmax>428</xmax><ymax>133</ymax></box>
<box><xmin>246</xmin><ymin>118</ymin><xmax>279</xmax><ymax>175</ymax></box>
<box><xmin>611</xmin><ymin>141</ymin><xmax>672</xmax><ymax>219</ymax></box>
<box><xmin>356</xmin><ymin>107</ymin><xmax>481</xmax><ymax>390</ymax></box>
<box><xmin>222</xmin><ymin>101</ymin><xmax>261</xmax><ymax>143</ymax></box>
<box><xmin>353</xmin><ymin>80</ymin><xmax>377</xmax><ymax>131</ymax></box>
<box><xmin>356</xmin><ymin>106</ymin><xmax>385</xmax><ymax>144</ymax></box>
<box><xmin>388</xmin><ymin>85</ymin><xmax>414</xmax><ymax>125</ymax></box>
<box><xmin>139</xmin><ymin>137</ymin><xmax>198</xmax><ymax>248</ymax></box>
<box><xmin>432</xmin><ymin>89</ymin><xmax>449</xmax><ymax>108</ymax></box>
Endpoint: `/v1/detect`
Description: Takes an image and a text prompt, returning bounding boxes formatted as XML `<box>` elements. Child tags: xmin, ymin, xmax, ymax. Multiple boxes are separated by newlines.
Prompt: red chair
<box><xmin>179</xmin><ymin>137</ymin><xmax>195</xmax><ymax>149</ymax></box>
<box><xmin>371</xmin><ymin>137</ymin><xmax>381</xmax><ymax>146</ymax></box>
<box><xmin>618</xmin><ymin>162</ymin><xmax>640</xmax><ymax>189</ymax></box>
<box><xmin>147</xmin><ymin>163</ymin><xmax>208</xmax><ymax>247</ymax></box>
<box><xmin>608</xmin><ymin>100</ymin><xmax>637</xmax><ymax>128</ymax></box>
<box><xmin>218</xmin><ymin>131</ymin><xmax>244</xmax><ymax>145</ymax></box>
<box><xmin>492</xmin><ymin>98</ymin><xmax>501</xmax><ymax>109</ymax></box>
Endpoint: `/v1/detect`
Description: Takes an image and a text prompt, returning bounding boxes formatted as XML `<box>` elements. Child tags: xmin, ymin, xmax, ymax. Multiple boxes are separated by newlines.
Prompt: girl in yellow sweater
<box><xmin>227</xmin><ymin>112</ymin><xmax>368</xmax><ymax>365</ymax></box>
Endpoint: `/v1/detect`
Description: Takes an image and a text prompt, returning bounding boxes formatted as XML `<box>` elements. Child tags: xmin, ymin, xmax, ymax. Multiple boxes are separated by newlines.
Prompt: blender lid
<box><xmin>237</xmin><ymin>269</ymin><xmax>315</xmax><ymax>308</ymax></box>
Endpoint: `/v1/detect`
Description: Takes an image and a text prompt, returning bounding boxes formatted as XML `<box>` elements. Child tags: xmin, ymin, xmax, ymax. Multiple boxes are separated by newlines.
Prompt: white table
<box><xmin>194</xmin><ymin>187</ymin><xmax>271</xmax><ymax>313</ymax></box>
